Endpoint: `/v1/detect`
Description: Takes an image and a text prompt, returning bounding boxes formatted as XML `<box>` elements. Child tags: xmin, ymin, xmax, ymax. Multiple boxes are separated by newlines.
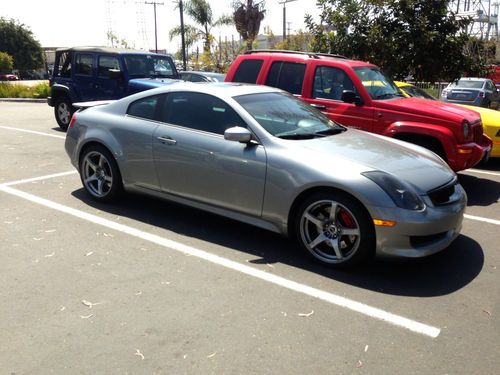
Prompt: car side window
<box><xmin>265</xmin><ymin>61</ymin><xmax>306</xmax><ymax>95</ymax></box>
<box><xmin>161</xmin><ymin>92</ymin><xmax>244</xmax><ymax>135</ymax></box>
<box><xmin>313</xmin><ymin>66</ymin><xmax>356</xmax><ymax>100</ymax></box>
<box><xmin>98</xmin><ymin>56</ymin><xmax>120</xmax><ymax>77</ymax></box>
<box><xmin>127</xmin><ymin>95</ymin><xmax>161</xmax><ymax>121</ymax></box>
<box><xmin>233</xmin><ymin>59</ymin><xmax>263</xmax><ymax>83</ymax></box>
<box><xmin>189</xmin><ymin>74</ymin><xmax>206</xmax><ymax>82</ymax></box>
<box><xmin>58</xmin><ymin>51</ymin><xmax>72</xmax><ymax>77</ymax></box>
<box><xmin>75</xmin><ymin>54</ymin><xmax>93</xmax><ymax>76</ymax></box>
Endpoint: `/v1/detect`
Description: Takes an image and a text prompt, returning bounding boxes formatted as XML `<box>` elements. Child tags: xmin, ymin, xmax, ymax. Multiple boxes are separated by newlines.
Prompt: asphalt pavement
<box><xmin>0</xmin><ymin>102</ymin><xmax>498</xmax><ymax>374</ymax></box>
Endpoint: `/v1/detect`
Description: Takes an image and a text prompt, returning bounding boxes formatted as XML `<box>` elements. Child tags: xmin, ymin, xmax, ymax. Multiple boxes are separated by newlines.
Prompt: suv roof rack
<box><xmin>244</xmin><ymin>49</ymin><xmax>347</xmax><ymax>59</ymax></box>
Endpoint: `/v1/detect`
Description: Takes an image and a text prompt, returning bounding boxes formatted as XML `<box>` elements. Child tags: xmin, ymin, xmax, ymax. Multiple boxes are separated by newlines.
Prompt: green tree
<box><xmin>0</xmin><ymin>18</ymin><xmax>44</xmax><ymax>70</ymax></box>
<box><xmin>306</xmin><ymin>0</ymin><xmax>475</xmax><ymax>82</ymax></box>
<box><xmin>233</xmin><ymin>0</ymin><xmax>266</xmax><ymax>51</ymax></box>
<box><xmin>275</xmin><ymin>30</ymin><xmax>313</xmax><ymax>51</ymax></box>
<box><xmin>0</xmin><ymin>51</ymin><xmax>14</xmax><ymax>72</ymax></box>
<box><xmin>183</xmin><ymin>0</ymin><xmax>233</xmax><ymax>54</ymax></box>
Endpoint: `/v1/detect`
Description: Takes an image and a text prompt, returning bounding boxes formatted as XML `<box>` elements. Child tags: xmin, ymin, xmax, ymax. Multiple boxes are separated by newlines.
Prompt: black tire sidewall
<box><xmin>293</xmin><ymin>191</ymin><xmax>375</xmax><ymax>268</ymax></box>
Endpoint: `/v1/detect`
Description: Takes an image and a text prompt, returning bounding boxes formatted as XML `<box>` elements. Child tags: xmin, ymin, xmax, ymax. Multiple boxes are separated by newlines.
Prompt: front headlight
<box><xmin>362</xmin><ymin>171</ymin><xmax>425</xmax><ymax>210</ymax></box>
<box><xmin>462</xmin><ymin>120</ymin><xmax>471</xmax><ymax>140</ymax></box>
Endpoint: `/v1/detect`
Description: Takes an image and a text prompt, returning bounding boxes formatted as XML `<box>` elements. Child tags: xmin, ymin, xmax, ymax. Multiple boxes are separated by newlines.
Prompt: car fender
<box><xmin>50</xmin><ymin>83</ymin><xmax>79</xmax><ymax>103</ymax></box>
<box><xmin>382</xmin><ymin>121</ymin><xmax>455</xmax><ymax>153</ymax></box>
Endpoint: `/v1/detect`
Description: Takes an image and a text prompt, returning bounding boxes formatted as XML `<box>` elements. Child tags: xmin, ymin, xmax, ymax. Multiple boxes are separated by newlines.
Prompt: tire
<box><xmin>293</xmin><ymin>192</ymin><xmax>375</xmax><ymax>268</ymax></box>
<box><xmin>79</xmin><ymin>145</ymin><xmax>123</xmax><ymax>202</ymax></box>
<box><xmin>54</xmin><ymin>96</ymin><xmax>74</xmax><ymax>131</ymax></box>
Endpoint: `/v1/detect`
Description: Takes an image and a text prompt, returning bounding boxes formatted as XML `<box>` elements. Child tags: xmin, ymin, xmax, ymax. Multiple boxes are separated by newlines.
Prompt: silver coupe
<box><xmin>65</xmin><ymin>82</ymin><xmax>466</xmax><ymax>267</ymax></box>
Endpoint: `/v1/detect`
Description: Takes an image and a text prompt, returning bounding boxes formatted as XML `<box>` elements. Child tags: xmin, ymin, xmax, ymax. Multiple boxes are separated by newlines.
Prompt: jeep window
<box><xmin>57</xmin><ymin>51</ymin><xmax>72</xmax><ymax>78</ymax></box>
<box><xmin>265</xmin><ymin>61</ymin><xmax>306</xmax><ymax>95</ymax></box>
<box><xmin>232</xmin><ymin>59</ymin><xmax>263</xmax><ymax>83</ymax></box>
<box><xmin>235</xmin><ymin>92</ymin><xmax>345</xmax><ymax>139</ymax></box>
<box><xmin>98</xmin><ymin>56</ymin><xmax>120</xmax><ymax>77</ymax></box>
<box><xmin>123</xmin><ymin>55</ymin><xmax>176</xmax><ymax>79</ymax></box>
<box><xmin>127</xmin><ymin>95</ymin><xmax>161</xmax><ymax>121</ymax></box>
<box><xmin>313</xmin><ymin>66</ymin><xmax>356</xmax><ymax>100</ymax></box>
<box><xmin>75</xmin><ymin>54</ymin><xmax>93</xmax><ymax>76</ymax></box>
<box><xmin>354</xmin><ymin>67</ymin><xmax>404</xmax><ymax>100</ymax></box>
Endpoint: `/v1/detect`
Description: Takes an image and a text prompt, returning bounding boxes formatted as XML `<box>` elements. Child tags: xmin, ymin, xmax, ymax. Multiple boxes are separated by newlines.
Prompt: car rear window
<box><xmin>232</xmin><ymin>59</ymin><xmax>263</xmax><ymax>83</ymax></box>
<box><xmin>452</xmin><ymin>80</ymin><xmax>484</xmax><ymax>89</ymax></box>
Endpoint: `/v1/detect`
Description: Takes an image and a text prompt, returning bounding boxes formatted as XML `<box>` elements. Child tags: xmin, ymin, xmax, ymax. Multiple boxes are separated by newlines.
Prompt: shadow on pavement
<box><xmin>474</xmin><ymin>157</ymin><xmax>500</xmax><ymax>171</ymax></box>
<box><xmin>458</xmin><ymin>173</ymin><xmax>500</xmax><ymax>206</ymax></box>
<box><xmin>71</xmin><ymin>188</ymin><xmax>484</xmax><ymax>298</ymax></box>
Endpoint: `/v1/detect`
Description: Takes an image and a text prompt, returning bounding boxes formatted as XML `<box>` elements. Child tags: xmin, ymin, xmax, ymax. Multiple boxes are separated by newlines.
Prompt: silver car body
<box><xmin>65</xmin><ymin>82</ymin><xmax>466</xmax><ymax>259</ymax></box>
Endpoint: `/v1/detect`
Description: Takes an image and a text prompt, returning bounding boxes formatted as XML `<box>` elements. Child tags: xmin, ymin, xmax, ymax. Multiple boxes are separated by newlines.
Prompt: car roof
<box><xmin>242</xmin><ymin>50</ymin><xmax>376</xmax><ymax>69</ymax></box>
<box><xmin>56</xmin><ymin>46</ymin><xmax>172</xmax><ymax>57</ymax></box>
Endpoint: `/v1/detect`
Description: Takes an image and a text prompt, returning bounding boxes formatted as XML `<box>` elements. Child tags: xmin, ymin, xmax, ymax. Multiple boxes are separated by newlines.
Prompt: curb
<box><xmin>0</xmin><ymin>98</ymin><xmax>47</xmax><ymax>103</ymax></box>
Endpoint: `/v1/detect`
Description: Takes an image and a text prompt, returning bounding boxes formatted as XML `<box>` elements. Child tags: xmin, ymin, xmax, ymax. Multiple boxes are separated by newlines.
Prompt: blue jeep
<box><xmin>48</xmin><ymin>47</ymin><xmax>179</xmax><ymax>130</ymax></box>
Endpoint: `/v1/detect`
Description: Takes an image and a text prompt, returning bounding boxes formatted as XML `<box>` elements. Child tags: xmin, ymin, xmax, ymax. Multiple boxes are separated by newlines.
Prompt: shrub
<box><xmin>0</xmin><ymin>81</ymin><xmax>50</xmax><ymax>98</ymax></box>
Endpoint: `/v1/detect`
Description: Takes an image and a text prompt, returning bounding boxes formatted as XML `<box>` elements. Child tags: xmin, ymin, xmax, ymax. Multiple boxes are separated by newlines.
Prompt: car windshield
<box><xmin>449</xmin><ymin>80</ymin><xmax>484</xmax><ymax>89</ymax></box>
<box><xmin>354</xmin><ymin>67</ymin><xmax>405</xmax><ymax>100</ymax></box>
<box><xmin>124</xmin><ymin>54</ymin><xmax>176</xmax><ymax>78</ymax></box>
<box><xmin>234</xmin><ymin>92</ymin><xmax>346</xmax><ymax>139</ymax></box>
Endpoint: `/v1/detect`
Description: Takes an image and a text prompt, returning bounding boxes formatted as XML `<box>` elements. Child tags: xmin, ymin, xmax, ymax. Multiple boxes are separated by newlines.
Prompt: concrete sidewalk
<box><xmin>0</xmin><ymin>98</ymin><xmax>47</xmax><ymax>103</ymax></box>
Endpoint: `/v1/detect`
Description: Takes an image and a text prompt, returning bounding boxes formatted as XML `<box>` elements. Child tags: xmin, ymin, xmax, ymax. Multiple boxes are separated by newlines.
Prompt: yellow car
<box><xmin>396</xmin><ymin>81</ymin><xmax>500</xmax><ymax>157</ymax></box>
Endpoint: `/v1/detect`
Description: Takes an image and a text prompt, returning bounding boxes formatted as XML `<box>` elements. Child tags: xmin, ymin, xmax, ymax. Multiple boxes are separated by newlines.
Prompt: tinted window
<box><xmin>313</xmin><ymin>66</ymin><xmax>356</xmax><ymax>100</ymax></box>
<box><xmin>162</xmin><ymin>92</ymin><xmax>244</xmax><ymax>135</ymax></box>
<box><xmin>123</xmin><ymin>55</ymin><xmax>176</xmax><ymax>78</ymax></box>
<box><xmin>233</xmin><ymin>59</ymin><xmax>263</xmax><ymax>83</ymax></box>
<box><xmin>75</xmin><ymin>54</ymin><xmax>93</xmax><ymax>76</ymax></box>
<box><xmin>98</xmin><ymin>56</ymin><xmax>120</xmax><ymax>77</ymax></box>
<box><xmin>127</xmin><ymin>95</ymin><xmax>161</xmax><ymax>120</ymax></box>
<box><xmin>265</xmin><ymin>61</ymin><xmax>306</xmax><ymax>95</ymax></box>
<box><xmin>57</xmin><ymin>51</ymin><xmax>72</xmax><ymax>77</ymax></box>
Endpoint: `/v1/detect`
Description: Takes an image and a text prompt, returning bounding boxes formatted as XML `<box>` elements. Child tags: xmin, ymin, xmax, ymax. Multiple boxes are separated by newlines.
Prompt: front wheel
<box><xmin>54</xmin><ymin>96</ymin><xmax>74</xmax><ymax>131</ymax></box>
<box><xmin>79</xmin><ymin>145</ymin><xmax>123</xmax><ymax>202</ymax></box>
<box><xmin>294</xmin><ymin>192</ymin><xmax>375</xmax><ymax>268</ymax></box>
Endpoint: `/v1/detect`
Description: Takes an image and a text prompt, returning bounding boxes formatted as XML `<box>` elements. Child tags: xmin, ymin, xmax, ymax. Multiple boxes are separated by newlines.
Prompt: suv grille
<box><xmin>472</xmin><ymin>121</ymin><xmax>483</xmax><ymax>143</ymax></box>
<box><xmin>427</xmin><ymin>178</ymin><xmax>458</xmax><ymax>206</ymax></box>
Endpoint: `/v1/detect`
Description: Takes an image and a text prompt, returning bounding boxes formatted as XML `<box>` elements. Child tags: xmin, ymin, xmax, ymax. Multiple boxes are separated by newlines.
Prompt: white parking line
<box><xmin>0</xmin><ymin>125</ymin><xmax>66</xmax><ymax>139</ymax></box>
<box><xmin>0</xmin><ymin>183</ymin><xmax>440</xmax><ymax>339</ymax></box>
<box><xmin>465</xmin><ymin>169</ymin><xmax>500</xmax><ymax>177</ymax></box>
<box><xmin>3</xmin><ymin>170</ymin><xmax>78</xmax><ymax>186</ymax></box>
<box><xmin>464</xmin><ymin>214</ymin><xmax>500</xmax><ymax>226</ymax></box>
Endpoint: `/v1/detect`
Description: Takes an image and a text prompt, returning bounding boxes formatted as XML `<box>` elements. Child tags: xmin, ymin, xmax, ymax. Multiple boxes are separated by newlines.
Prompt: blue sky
<box><xmin>0</xmin><ymin>0</ymin><xmax>320</xmax><ymax>52</ymax></box>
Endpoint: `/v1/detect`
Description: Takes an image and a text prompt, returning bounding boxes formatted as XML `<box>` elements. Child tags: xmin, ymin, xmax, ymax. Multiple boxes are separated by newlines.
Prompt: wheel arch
<box><xmin>393</xmin><ymin>132</ymin><xmax>447</xmax><ymax>160</ymax></box>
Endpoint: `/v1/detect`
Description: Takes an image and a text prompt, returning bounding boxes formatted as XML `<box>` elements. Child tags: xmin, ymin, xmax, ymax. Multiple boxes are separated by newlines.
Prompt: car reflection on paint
<box><xmin>65</xmin><ymin>82</ymin><xmax>466</xmax><ymax>268</ymax></box>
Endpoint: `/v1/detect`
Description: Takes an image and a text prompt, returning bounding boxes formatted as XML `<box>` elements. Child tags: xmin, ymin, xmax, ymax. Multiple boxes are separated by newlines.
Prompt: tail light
<box><xmin>69</xmin><ymin>113</ymin><xmax>77</xmax><ymax>129</ymax></box>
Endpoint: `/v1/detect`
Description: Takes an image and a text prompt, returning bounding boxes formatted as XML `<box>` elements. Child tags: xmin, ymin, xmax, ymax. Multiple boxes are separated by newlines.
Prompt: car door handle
<box><xmin>157</xmin><ymin>136</ymin><xmax>177</xmax><ymax>145</ymax></box>
<box><xmin>310</xmin><ymin>103</ymin><xmax>326</xmax><ymax>109</ymax></box>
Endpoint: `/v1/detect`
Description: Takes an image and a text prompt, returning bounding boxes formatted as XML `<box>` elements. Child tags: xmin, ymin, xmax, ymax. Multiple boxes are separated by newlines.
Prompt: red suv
<box><xmin>225</xmin><ymin>50</ymin><xmax>492</xmax><ymax>171</ymax></box>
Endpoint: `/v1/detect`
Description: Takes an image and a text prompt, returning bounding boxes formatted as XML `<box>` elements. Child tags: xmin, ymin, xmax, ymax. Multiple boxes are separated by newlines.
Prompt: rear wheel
<box><xmin>54</xmin><ymin>96</ymin><xmax>73</xmax><ymax>131</ymax></box>
<box><xmin>294</xmin><ymin>192</ymin><xmax>375</xmax><ymax>268</ymax></box>
<box><xmin>79</xmin><ymin>145</ymin><xmax>123</xmax><ymax>202</ymax></box>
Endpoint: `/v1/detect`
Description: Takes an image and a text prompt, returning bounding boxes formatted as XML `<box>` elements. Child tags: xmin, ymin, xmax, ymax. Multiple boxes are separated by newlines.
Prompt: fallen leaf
<box><xmin>45</xmin><ymin>252</ymin><xmax>55</xmax><ymax>258</ymax></box>
<box><xmin>60</xmin><ymin>306</ymin><xmax>66</xmax><ymax>311</ymax></box>
<box><xmin>80</xmin><ymin>314</ymin><xmax>93</xmax><ymax>319</ymax></box>
<box><xmin>135</xmin><ymin>291</ymin><xmax>142</xmax><ymax>296</ymax></box>
<box><xmin>364</xmin><ymin>345</ymin><xmax>369</xmax><ymax>353</ymax></box>
<box><xmin>33</xmin><ymin>237</ymin><xmax>43</xmax><ymax>241</ymax></box>
<box><xmin>298</xmin><ymin>310</ymin><xmax>314</xmax><ymax>317</ymax></box>
<box><xmin>85</xmin><ymin>251</ymin><xmax>94</xmax><ymax>257</ymax></box>
<box><xmin>135</xmin><ymin>349</ymin><xmax>145</xmax><ymax>360</ymax></box>
<box><xmin>356</xmin><ymin>360</ymin><xmax>363</xmax><ymax>368</ymax></box>
<box><xmin>44</xmin><ymin>229</ymin><xmax>57</xmax><ymax>233</ymax></box>
<box><xmin>161</xmin><ymin>281</ymin><xmax>171</xmax><ymax>285</ymax></box>
<box><xmin>103</xmin><ymin>233</ymin><xmax>114</xmax><ymax>237</ymax></box>
<box><xmin>81</xmin><ymin>300</ymin><xmax>103</xmax><ymax>308</ymax></box>
<box><xmin>207</xmin><ymin>352</ymin><xmax>217</xmax><ymax>358</ymax></box>
<box><xmin>482</xmin><ymin>309</ymin><xmax>492</xmax><ymax>317</ymax></box>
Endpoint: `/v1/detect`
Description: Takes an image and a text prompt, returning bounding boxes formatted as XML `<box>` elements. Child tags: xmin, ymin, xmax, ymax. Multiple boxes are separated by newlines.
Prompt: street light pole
<box><xmin>278</xmin><ymin>0</ymin><xmax>298</xmax><ymax>42</ymax></box>
<box><xmin>179</xmin><ymin>0</ymin><xmax>187</xmax><ymax>70</ymax></box>
<box><xmin>145</xmin><ymin>1</ymin><xmax>164</xmax><ymax>53</ymax></box>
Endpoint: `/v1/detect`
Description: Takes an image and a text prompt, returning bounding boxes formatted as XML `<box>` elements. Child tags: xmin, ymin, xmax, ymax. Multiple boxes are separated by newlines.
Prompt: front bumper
<box><xmin>448</xmin><ymin>134</ymin><xmax>492</xmax><ymax>171</ymax></box>
<box><xmin>369</xmin><ymin>184</ymin><xmax>467</xmax><ymax>258</ymax></box>
<box><xmin>47</xmin><ymin>96</ymin><xmax>53</xmax><ymax>107</ymax></box>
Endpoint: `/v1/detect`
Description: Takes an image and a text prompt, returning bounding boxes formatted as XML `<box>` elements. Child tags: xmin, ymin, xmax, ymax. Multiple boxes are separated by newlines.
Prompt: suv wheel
<box><xmin>54</xmin><ymin>96</ymin><xmax>74</xmax><ymax>131</ymax></box>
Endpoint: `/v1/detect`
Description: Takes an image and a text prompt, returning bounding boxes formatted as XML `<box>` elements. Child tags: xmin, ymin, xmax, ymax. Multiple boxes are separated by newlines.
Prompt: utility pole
<box><xmin>278</xmin><ymin>0</ymin><xmax>298</xmax><ymax>42</ymax></box>
<box><xmin>145</xmin><ymin>1</ymin><xmax>164</xmax><ymax>53</ymax></box>
<box><xmin>178</xmin><ymin>0</ymin><xmax>187</xmax><ymax>70</ymax></box>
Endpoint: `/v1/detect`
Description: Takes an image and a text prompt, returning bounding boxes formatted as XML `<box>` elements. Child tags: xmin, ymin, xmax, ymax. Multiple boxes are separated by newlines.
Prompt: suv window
<box><xmin>127</xmin><ymin>95</ymin><xmax>161</xmax><ymax>120</ymax></box>
<box><xmin>265</xmin><ymin>61</ymin><xmax>306</xmax><ymax>95</ymax></box>
<box><xmin>162</xmin><ymin>92</ymin><xmax>243</xmax><ymax>135</ymax></box>
<box><xmin>75</xmin><ymin>54</ymin><xmax>93</xmax><ymax>76</ymax></box>
<box><xmin>233</xmin><ymin>59</ymin><xmax>263</xmax><ymax>83</ymax></box>
<box><xmin>123</xmin><ymin>55</ymin><xmax>176</xmax><ymax>78</ymax></box>
<box><xmin>57</xmin><ymin>51</ymin><xmax>72</xmax><ymax>77</ymax></box>
<box><xmin>313</xmin><ymin>66</ymin><xmax>355</xmax><ymax>100</ymax></box>
<box><xmin>98</xmin><ymin>55</ymin><xmax>120</xmax><ymax>77</ymax></box>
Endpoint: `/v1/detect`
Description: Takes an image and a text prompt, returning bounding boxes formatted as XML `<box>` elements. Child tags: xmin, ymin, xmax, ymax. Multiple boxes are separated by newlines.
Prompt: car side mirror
<box><xmin>109</xmin><ymin>69</ymin><xmax>123</xmax><ymax>80</ymax></box>
<box><xmin>224</xmin><ymin>126</ymin><xmax>252</xmax><ymax>143</ymax></box>
<box><xmin>341</xmin><ymin>90</ymin><xmax>363</xmax><ymax>105</ymax></box>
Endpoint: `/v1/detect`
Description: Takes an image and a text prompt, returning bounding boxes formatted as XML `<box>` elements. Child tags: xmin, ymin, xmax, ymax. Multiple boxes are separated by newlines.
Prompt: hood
<box><xmin>375</xmin><ymin>97</ymin><xmax>480</xmax><ymax>124</ymax></box>
<box><xmin>288</xmin><ymin>129</ymin><xmax>455</xmax><ymax>194</ymax></box>
<box><xmin>128</xmin><ymin>77</ymin><xmax>180</xmax><ymax>91</ymax></box>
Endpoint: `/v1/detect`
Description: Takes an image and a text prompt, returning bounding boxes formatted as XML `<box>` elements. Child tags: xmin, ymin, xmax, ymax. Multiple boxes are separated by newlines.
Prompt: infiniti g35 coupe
<box><xmin>65</xmin><ymin>82</ymin><xmax>466</xmax><ymax>267</ymax></box>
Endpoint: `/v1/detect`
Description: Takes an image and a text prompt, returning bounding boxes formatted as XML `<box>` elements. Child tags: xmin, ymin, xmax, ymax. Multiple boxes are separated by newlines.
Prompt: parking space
<box><xmin>0</xmin><ymin>102</ymin><xmax>498</xmax><ymax>374</ymax></box>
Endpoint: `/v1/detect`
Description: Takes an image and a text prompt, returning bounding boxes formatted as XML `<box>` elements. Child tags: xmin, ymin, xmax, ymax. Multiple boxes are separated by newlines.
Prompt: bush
<box><xmin>0</xmin><ymin>81</ymin><xmax>50</xmax><ymax>98</ymax></box>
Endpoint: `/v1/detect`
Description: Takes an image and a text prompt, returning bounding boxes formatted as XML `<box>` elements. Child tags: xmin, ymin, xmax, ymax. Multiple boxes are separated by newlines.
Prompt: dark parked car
<box><xmin>47</xmin><ymin>47</ymin><xmax>179</xmax><ymax>130</ymax></box>
<box><xmin>441</xmin><ymin>77</ymin><xmax>500</xmax><ymax>109</ymax></box>
<box><xmin>179</xmin><ymin>71</ymin><xmax>226</xmax><ymax>82</ymax></box>
<box><xmin>65</xmin><ymin>82</ymin><xmax>466</xmax><ymax>268</ymax></box>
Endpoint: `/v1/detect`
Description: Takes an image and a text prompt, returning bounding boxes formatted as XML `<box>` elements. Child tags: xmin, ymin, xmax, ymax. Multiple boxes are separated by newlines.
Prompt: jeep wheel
<box><xmin>54</xmin><ymin>97</ymin><xmax>73</xmax><ymax>131</ymax></box>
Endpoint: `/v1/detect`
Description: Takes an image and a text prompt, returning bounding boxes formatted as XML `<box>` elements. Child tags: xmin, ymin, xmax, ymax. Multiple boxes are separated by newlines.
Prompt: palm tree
<box><xmin>182</xmin><ymin>0</ymin><xmax>233</xmax><ymax>54</ymax></box>
<box><xmin>233</xmin><ymin>0</ymin><xmax>266</xmax><ymax>51</ymax></box>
